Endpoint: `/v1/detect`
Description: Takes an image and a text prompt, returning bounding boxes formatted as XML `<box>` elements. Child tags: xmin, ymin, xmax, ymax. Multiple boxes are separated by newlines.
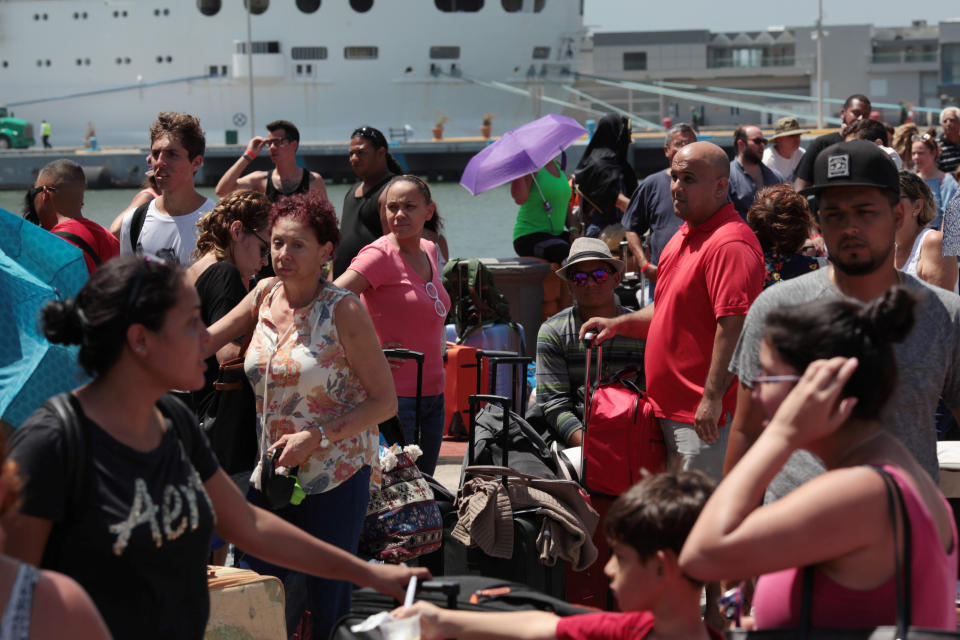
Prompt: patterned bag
<box><xmin>360</xmin><ymin>444</ymin><xmax>443</xmax><ymax>563</ymax></box>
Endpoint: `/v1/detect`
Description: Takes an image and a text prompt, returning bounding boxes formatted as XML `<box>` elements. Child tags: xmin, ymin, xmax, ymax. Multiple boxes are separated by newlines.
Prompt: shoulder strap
<box><xmin>44</xmin><ymin>394</ymin><xmax>88</xmax><ymax>522</ymax></box>
<box><xmin>129</xmin><ymin>202</ymin><xmax>150</xmax><ymax>252</ymax></box>
<box><xmin>52</xmin><ymin>230</ymin><xmax>102</xmax><ymax>266</ymax></box>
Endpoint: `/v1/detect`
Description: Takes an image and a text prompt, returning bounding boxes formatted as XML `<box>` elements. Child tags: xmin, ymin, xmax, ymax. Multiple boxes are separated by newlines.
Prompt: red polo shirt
<box><xmin>645</xmin><ymin>202</ymin><xmax>763</xmax><ymax>424</ymax></box>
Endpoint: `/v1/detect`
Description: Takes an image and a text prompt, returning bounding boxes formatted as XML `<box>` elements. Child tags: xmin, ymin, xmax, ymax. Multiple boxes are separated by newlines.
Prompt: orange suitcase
<box><xmin>443</xmin><ymin>344</ymin><xmax>488</xmax><ymax>439</ymax></box>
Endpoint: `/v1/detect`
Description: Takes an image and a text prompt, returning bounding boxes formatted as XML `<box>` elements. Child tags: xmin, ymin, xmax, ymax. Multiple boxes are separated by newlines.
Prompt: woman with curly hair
<box><xmin>207</xmin><ymin>191</ymin><xmax>401</xmax><ymax>639</ymax></box>
<box><xmin>746</xmin><ymin>184</ymin><xmax>821</xmax><ymax>288</ymax></box>
<box><xmin>891</xmin><ymin>122</ymin><xmax>919</xmax><ymax>171</ymax></box>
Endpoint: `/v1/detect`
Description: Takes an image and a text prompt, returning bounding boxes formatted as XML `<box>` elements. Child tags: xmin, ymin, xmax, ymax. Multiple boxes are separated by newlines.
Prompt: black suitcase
<box><xmin>441</xmin><ymin>386</ymin><xmax>567</xmax><ymax>599</ymax></box>
<box><xmin>331</xmin><ymin>576</ymin><xmax>590</xmax><ymax>640</ymax></box>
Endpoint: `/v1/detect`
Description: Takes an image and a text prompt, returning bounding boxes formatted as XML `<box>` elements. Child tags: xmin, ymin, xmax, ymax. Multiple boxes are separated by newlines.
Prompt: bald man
<box><xmin>581</xmin><ymin>142</ymin><xmax>764</xmax><ymax>479</ymax></box>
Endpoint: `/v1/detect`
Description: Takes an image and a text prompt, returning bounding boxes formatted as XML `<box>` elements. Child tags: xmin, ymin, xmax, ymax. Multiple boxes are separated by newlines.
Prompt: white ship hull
<box><xmin>0</xmin><ymin>0</ymin><xmax>584</xmax><ymax>146</ymax></box>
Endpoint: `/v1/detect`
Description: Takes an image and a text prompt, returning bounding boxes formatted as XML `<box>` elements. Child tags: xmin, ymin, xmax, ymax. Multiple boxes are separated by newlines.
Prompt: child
<box><xmin>392</xmin><ymin>471</ymin><xmax>723</xmax><ymax>640</ymax></box>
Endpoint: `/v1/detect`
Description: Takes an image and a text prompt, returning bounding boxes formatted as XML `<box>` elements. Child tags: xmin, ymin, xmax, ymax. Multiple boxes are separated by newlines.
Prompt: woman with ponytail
<box><xmin>3</xmin><ymin>256</ymin><xmax>426</xmax><ymax>640</ymax></box>
<box><xmin>680</xmin><ymin>287</ymin><xmax>957</xmax><ymax>630</ymax></box>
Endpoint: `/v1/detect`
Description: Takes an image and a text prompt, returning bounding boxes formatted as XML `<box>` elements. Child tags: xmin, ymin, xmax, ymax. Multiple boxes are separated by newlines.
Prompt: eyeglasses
<box><xmin>351</xmin><ymin>126</ymin><xmax>387</xmax><ymax>148</ymax></box>
<box><xmin>750</xmin><ymin>137</ymin><xmax>768</xmax><ymax>146</ymax></box>
<box><xmin>264</xmin><ymin>138</ymin><xmax>292</xmax><ymax>148</ymax></box>
<box><xmin>28</xmin><ymin>185</ymin><xmax>56</xmax><ymax>198</ymax></box>
<box><xmin>245</xmin><ymin>227</ymin><xmax>270</xmax><ymax>258</ymax></box>
<box><xmin>569</xmin><ymin>269</ymin><xmax>613</xmax><ymax>287</ymax></box>
<box><xmin>912</xmin><ymin>133</ymin><xmax>934</xmax><ymax>142</ymax></box>
<box><xmin>751</xmin><ymin>374</ymin><xmax>801</xmax><ymax>385</ymax></box>
<box><xmin>424</xmin><ymin>281</ymin><xmax>447</xmax><ymax>317</ymax></box>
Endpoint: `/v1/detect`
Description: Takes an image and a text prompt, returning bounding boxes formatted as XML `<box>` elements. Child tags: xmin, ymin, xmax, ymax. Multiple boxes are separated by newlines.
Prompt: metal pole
<box><xmin>816</xmin><ymin>0</ymin><xmax>824</xmax><ymax>128</ymax></box>
<box><xmin>246</xmin><ymin>1</ymin><xmax>255</xmax><ymax>139</ymax></box>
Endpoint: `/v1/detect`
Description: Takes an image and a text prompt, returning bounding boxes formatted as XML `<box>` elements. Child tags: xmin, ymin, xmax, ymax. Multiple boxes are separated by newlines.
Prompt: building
<box><xmin>573</xmin><ymin>20</ymin><xmax>949</xmax><ymax>129</ymax></box>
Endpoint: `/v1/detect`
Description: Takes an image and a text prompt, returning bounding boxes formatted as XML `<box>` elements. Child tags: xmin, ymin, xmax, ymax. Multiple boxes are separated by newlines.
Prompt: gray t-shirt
<box><xmin>729</xmin><ymin>267</ymin><xmax>960</xmax><ymax>500</ymax></box>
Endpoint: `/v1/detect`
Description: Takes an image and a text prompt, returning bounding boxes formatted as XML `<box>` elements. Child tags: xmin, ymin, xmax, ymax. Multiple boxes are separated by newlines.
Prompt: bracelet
<box><xmin>242</xmin><ymin>149</ymin><xmax>256</xmax><ymax>161</ymax></box>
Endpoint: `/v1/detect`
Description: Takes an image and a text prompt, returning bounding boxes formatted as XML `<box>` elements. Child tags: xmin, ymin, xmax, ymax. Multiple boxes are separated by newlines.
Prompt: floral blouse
<box><xmin>244</xmin><ymin>280</ymin><xmax>380</xmax><ymax>494</ymax></box>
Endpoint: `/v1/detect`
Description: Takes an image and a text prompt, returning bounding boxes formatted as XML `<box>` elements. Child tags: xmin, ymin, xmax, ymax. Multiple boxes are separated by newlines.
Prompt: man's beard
<box><xmin>742</xmin><ymin>147</ymin><xmax>762</xmax><ymax>165</ymax></box>
<box><xmin>829</xmin><ymin>244</ymin><xmax>893</xmax><ymax>276</ymax></box>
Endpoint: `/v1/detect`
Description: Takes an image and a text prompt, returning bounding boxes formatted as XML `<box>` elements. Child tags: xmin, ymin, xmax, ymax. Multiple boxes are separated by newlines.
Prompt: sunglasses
<box><xmin>264</xmin><ymin>138</ymin><xmax>292</xmax><ymax>148</ymax></box>
<box><xmin>28</xmin><ymin>185</ymin><xmax>56</xmax><ymax>198</ymax></box>
<box><xmin>569</xmin><ymin>269</ymin><xmax>613</xmax><ymax>287</ymax></box>
<box><xmin>751</xmin><ymin>374</ymin><xmax>801</xmax><ymax>385</ymax></box>
<box><xmin>750</xmin><ymin>137</ymin><xmax>768</xmax><ymax>145</ymax></box>
<box><xmin>912</xmin><ymin>133</ymin><xmax>934</xmax><ymax>142</ymax></box>
<box><xmin>424</xmin><ymin>281</ymin><xmax>447</xmax><ymax>317</ymax></box>
<box><xmin>351</xmin><ymin>126</ymin><xmax>387</xmax><ymax>148</ymax></box>
<box><xmin>246</xmin><ymin>227</ymin><xmax>270</xmax><ymax>258</ymax></box>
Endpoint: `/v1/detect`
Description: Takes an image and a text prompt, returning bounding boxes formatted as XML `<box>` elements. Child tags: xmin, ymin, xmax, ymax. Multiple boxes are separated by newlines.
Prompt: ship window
<box><xmin>209</xmin><ymin>65</ymin><xmax>218</xmax><ymax>76</ymax></box>
<box><xmin>163</xmin><ymin>8</ymin><xmax>170</xmax><ymax>15</ymax></box>
<box><xmin>435</xmin><ymin>0</ymin><xmax>483</xmax><ymax>11</ymax></box>
<box><xmin>126</xmin><ymin>57</ymin><xmax>132</xmax><ymax>64</ymax></box>
<box><xmin>430</xmin><ymin>46</ymin><xmax>461</xmax><ymax>60</ymax></box>
<box><xmin>45</xmin><ymin>60</ymin><xmax>51</xmax><ymax>66</ymax></box>
<box><xmin>534</xmin><ymin>0</ymin><xmax>545</xmax><ymax>10</ymax></box>
<box><xmin>197</xmin><ymin>0</ymin><xmax>222</xmax><ymax>16</ymax></box>
<box><xmin>244</xmin><ymin>0</ymin><xmax>269</xmax><ymax>14</ymax></box>
<box><xmin>501</xmin><ymin>0</ymin><xmax>520</xmax><ymax>11</ymax></box>
<box><xmin>344</xmin><ymin>46</ymin><xmax>378</xmax><ymax>60</ymax></box>
<box><xmin>623</xmin><ymin>51</ymin><xmax>646</xmax><ymax>71</ymax></box>
<box><xmin>154</xmin><ymin>9</ymin><xmax>160</xmax><ymax>15</ymax></box>
<box><xmin>221</xmin><ymin>65</ymin><xmax>228</xmax><ymax>75</ymax></box>
<box><xmin>349</xmin><ymin>0</ymin><xmax>373</xmax><ymax>13</ymax></box>
<box><xmin>532</xmin><ymin>46</ymin><xmax>550</xmax><ymax>59</ymax></box>
<box><xmin>237</xmin><ymin>41</ymin><xmax>281</xmax><ymax>54</ymax></box>
<box><xmin>292</xmin><ymin>47</ymin><xmax>328</xmax><ymax>60</ymax></box>
<box><xmin>296</xmin><ymin>0</ymin><xmax>321</xmax><ymax>13</ymax></box>
<box><xmin>76</xmin><ymin>58</ymin><xmax>82</xmax><ymax>66</ymax></box>
<box><xmin>2</xmin><ymin>62</ymin><xmax>8</xmax><ymax>68</ymax></box>
<box><xmin>166</xmin><ymin>56</ymin><xmax>173</xmax><ymax>63</ymax></box>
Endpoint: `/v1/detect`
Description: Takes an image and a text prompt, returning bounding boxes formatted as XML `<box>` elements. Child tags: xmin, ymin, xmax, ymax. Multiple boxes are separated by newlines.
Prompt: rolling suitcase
<box><xmin>443</xmin><ymin>387</ymin><xmax>592</xmax><ymax>599</ymax></box>
<box><xmin>204</xmin><ymin>566</ymin><xmax>287</xmax><ymax>640</ymax></box>
<box><xmin>331</xmin><ymin>576</ymin><xmax>591</xmax><ymax>640</ymax></box>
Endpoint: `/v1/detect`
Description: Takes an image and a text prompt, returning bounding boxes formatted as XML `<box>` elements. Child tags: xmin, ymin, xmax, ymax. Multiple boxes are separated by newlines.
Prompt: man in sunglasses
<box><xmin>535</xmin><ymin>237</ymin><xmax>647</xmax><ymax>447</ymax></box>
<box><xmin>215</xmin><ymin>120</ymin><xmax>327</xmax><ymax>202</ymax></box>
<box><xmin>581</xmin><ymin>142</ymin><xmax>764</xmax><ymax>480</ymax></box>
<box><xmin>28</xmin><ymin>159</ymin><xmax>119</xmax><ymax>273</ymax></box>
<box><xmin>728</xmin><ymin>124</ymin><xmax>783</xmax><ymax>220</ymax></box>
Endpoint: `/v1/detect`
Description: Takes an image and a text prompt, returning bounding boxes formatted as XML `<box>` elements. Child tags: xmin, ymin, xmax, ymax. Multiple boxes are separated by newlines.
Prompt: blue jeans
<box><xmin>397</xmin><ymin>394</ymin><xmax>444</xmax><ymax>476</ymax></box>
<box><xmin>236</xmin><ymin>465</ymin><xmax>371</xmax><ymax>640</ymax></box>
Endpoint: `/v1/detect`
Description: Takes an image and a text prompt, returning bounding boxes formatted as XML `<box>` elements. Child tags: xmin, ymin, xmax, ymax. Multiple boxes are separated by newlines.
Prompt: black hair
<box><xmin>844</xmin><ymin>94</ymin><xmax>872</xmax><ymax>111</ymax></box>
<box><xmin>267</xmin><ymin>119</ymin><xmax>300</xmax><ymax>144</ymax></box>
<box><xmin>42</xmin><ymin>256</ymin><xmax>182</xmax><ymax>377</ymax></box>
<box><xmin>605</xmin><ymin>471</ymin><xmax>715</xmax><ymax>570</ymax></box>
<box><xmin>21</xmin><ymin>188</ymin><xmax>40</xmax><ymax>225</ymax></box>
<box><xmin>765</xmin><ymin>286</ymin><xmax>915</xmax><ymax>421</ymax></box>
<box><xmin>844</xmin><ymin>118</ymin><xmax>890</xmax><ymax>146</ymax></box>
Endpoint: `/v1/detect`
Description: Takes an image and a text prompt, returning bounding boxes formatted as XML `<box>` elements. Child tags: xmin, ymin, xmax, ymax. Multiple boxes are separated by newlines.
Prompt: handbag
<box><xmin>360</xmin><ymin>444</ymin><xmax>443</xmax><ymax>563</ymax></box>
<box><xmin>198</xmin><ymin>329</ymin><xmax>259</xmax><ymax>475</ymax></box>
<box><xmin>726</xmin><ymin>467</ymin><xmax>960</xmax><ymax>639</ymax></box>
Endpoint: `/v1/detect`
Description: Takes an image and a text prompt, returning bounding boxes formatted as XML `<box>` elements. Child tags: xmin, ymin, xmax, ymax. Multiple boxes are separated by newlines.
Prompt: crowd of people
<box><xmin>3</xmin><ymin>95</ymin><xmax>960</xmax><ymax>639</ymax></box>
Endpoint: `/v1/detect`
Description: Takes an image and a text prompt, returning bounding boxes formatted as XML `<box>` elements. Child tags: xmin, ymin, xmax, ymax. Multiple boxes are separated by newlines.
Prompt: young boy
<box><xmin>392</xmin><ymin>471</ymin><xmax>722</xmax><ymax>640</ymax></box>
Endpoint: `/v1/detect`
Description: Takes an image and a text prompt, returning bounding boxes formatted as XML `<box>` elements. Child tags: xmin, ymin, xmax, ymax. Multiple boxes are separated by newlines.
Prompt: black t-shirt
<box><xmin>193</xmin><ymin>261</ymin><xmax>248</xmax><ymax>404</ymax></box>
<box><xmin>795</xmin><ymin>131</ymin><xmax>843</xmax><ymax>183</ymax></box>
<box><xmin>10</xmin><ymin>395</ymin><xmax>219</xmax><ymax>640</ymax></box>
<box><xmin>333</xmin><ymin>175</ymin><xmax>395</xmax><ymax>278</ymax></box>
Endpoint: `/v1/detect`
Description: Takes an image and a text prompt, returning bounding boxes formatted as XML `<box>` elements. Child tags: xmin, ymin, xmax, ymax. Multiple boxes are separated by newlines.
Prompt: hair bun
<box><xmin>41</xmin><ymin>298</ymin><xmax>84</xmax><ymax>346</ymax></box>
<box><xmin>859</xmin><ymin>286</ymin><xmax>915</xmax><ymax>345</ymax></box>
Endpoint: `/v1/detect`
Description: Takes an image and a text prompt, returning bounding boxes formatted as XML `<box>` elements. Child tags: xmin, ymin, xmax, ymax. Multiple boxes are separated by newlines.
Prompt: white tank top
<box><xmin>903</xmin><ymin>227</ymin><xmax>960</xmax><ymax>294</ymax></box>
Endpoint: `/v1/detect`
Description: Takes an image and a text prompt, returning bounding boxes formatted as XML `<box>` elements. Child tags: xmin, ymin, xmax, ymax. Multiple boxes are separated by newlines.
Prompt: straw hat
<box><xmin>556</xmin><ymin>237</ymin><xmax>624</xmax><ymax>280</ymax></box>
<box><xmin>768</xmin><ymin>117</ymin><xmax>810</xmax><ymax>141</ymax></box>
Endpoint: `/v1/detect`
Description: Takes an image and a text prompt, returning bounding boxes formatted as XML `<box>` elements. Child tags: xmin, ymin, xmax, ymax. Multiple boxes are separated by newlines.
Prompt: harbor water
<box><xmin>0</xmin><ymin>182</ymin><xmax>519</xmax><ymax>261</ymax></box>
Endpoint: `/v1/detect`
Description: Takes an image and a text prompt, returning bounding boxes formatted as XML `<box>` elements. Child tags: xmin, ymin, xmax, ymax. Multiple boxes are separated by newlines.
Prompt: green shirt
<box><xmin>513</xmin><ymin>162</ymin><xmax>571</xmax><ymax>240</ymax></box>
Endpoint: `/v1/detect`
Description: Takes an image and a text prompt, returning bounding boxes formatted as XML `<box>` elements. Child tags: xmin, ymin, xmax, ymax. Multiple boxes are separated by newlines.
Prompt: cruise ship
<box><xmin>0</xmin><ymin>0</ymin><xmax>585</xmax><ymax>147</ymax></box>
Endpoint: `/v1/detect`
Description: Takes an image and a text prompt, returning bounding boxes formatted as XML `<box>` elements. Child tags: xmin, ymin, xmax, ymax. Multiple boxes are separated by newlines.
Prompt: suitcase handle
<box><xmin>418</xmin><ymin>580</ymin><xmax>461</xmax><ymax>610</ymax></box>
<box><xmin>383</xmin><ymin>349</ymin><xmax>425</xmax><ymax>445</ymax></box>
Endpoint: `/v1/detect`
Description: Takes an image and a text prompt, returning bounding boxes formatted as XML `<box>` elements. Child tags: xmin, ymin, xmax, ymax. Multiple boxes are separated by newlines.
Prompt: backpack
<box><xmin>43</xmin><ymin>392</ymin><xmax>197</xmax><ymax>520</ymax></box>
<box><xmin>441</xmin><ymin>258</ymin><xmax>515</xmax><ymax>342</ymax></box>
<box><xmin>128</xmin><ymin>202</ymin><xmax>150</xmax><ymax>253</ymax></box>
<box><xmin>582</xmin><ymin>370</ymin><xmax>665</xmax><ymax>496</ymax></box>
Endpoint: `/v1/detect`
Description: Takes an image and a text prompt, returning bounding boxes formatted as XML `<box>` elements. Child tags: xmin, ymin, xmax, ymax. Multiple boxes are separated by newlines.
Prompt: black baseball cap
<box><xmin>799</xmin><ymin>139</ymin><xmax>899</xmax><ymax>197</ymax></box>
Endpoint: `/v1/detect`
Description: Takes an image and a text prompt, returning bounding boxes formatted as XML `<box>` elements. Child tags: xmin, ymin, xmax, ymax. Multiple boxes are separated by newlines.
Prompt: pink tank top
<box><xmin>753</xmin><ymin>465</ymin><xmax>957</xmax><ymax>630</ymax></box>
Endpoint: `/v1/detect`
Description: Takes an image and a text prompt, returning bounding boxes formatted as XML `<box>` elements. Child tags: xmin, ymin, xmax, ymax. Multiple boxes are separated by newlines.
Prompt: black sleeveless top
<box><xmin>265</xmin><ymin>168</ymin><xmax>312</xmax><ymax>202</ymax></box>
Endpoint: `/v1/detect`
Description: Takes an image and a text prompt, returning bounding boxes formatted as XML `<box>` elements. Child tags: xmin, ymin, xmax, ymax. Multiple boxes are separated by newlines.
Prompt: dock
<box><xmin>0</xmin><ymin>127</ymin><xmax>829</xmax><ymax>190</ymax></box>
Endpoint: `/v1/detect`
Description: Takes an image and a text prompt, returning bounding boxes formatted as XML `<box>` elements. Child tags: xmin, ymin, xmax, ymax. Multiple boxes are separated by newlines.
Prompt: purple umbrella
<box><xmin>460</xmin><ymin>114</ymin><xmax>586</xmax><ymax>198</ymax></box>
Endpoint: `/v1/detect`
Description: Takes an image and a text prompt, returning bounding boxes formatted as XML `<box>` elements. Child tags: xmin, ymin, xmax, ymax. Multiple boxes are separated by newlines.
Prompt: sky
<box><xmin>583</xmin><ymin>1</ymin><xmax>960</xmax><ymax>33</ymax></box>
